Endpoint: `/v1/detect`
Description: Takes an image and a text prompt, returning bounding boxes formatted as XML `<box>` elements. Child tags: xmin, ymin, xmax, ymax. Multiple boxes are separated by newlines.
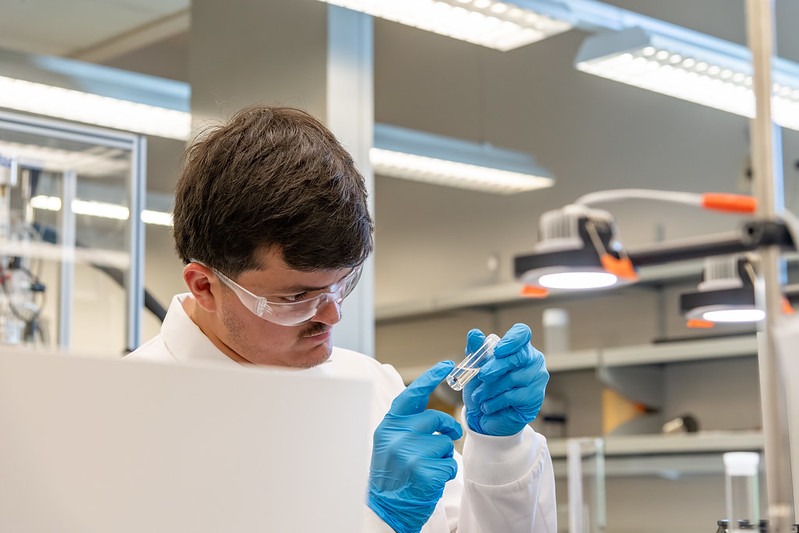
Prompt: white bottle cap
<box><xmin>542</xmin><ymin>308</ymin><xmax>569</xmax><ymax>327</ymax></box>
<box><xmin>723</xmin><ymin>451</ymin><xmax>760</xmax><ymax>476</ymax></box>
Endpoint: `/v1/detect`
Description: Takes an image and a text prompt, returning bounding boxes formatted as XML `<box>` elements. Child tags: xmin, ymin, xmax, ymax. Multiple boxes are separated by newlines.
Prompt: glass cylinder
<box><xmin>723</xmin><ymin>452</ymin><xmax>760</xmax><ymax>530</ymax></box>
<box><xmin>542</xmin><ymin>307</ymin><xmax>570</xmax><ymax>354</ymax></box>
<box><xmin>567</xmin><ymin>437</ymin><xmax>606</xmax><ymax>533</ymax></box>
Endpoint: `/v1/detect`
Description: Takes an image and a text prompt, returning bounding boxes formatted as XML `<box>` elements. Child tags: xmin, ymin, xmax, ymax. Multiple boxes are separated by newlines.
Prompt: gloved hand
<box><xmin>368</xmin><ymin>361</ymin><xmax>463</xmax><ymax>533</ymax></box>
<box><xmin>463</xmin><ymin>323</ymin><xmax>549</xmax><ymax>436</ymax></box>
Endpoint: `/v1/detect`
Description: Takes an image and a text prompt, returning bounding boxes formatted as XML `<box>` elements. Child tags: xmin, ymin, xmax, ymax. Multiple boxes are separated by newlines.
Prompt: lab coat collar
<box><xmin>160</xmin><ymin>293</ymin><xmax>239</xmax><ymax>367</ymax></box>
<box><xmin>160</xmin><ymin>293</ymin><xmax>338</xmax><ymax>371</ymax></box>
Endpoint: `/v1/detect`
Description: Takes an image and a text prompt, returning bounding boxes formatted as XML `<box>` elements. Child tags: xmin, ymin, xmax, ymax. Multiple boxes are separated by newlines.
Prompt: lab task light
<box><xmin>680</xmin><ymin>255</ymin><xmax>766</xmax><ymax>325</ymax></box>
<box><xmin>575</xmin><ymin>27</ymin><xmax>799</xmax><ymax>132</ymax></box>
<box><xmin>317</xmin><ymin>0</ymin><xmax>573</xmax><ymax>51</ymax></box>
<box><xmin>515</xmin><ymin>203</ymin><xmax>637</xmax><ymax>297</ymax></box>
<box><xmin>372</xmin><ymin>123</ymin><xmax>555</xmax><ymax>194</ymax></box>
<box><xmin>28</xmin><ymin>195</ymin><xmax>173</xmax><ymax>226</ymax></box>
<box><xmin>515</xmin><ymin>189</ymin><xmax>763</xmax><ymax>298</ymax></box>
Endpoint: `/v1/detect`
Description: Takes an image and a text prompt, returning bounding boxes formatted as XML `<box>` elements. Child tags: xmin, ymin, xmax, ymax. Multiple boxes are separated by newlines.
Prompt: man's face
<box><xmin>213</xmin><ymin>248</ymin><xmax>353</xmax><ymax>368</ymax></box>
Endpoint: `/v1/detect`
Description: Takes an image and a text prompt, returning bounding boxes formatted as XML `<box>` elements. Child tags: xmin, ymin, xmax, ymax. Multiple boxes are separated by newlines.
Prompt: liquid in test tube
<box><xmin>446</xmin><ymin>333</ymin><xmax>501</xmax><ymax>391</ymax></box>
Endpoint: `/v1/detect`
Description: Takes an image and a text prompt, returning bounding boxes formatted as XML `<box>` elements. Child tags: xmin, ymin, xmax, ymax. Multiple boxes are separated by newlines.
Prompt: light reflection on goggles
<box><xmin>211</xmin><ymin>265</ymin><xmax>362</xmax><ymax>326</ymax></box>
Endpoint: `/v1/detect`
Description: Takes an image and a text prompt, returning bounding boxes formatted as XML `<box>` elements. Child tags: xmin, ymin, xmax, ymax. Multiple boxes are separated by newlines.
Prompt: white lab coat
<box><xmin>127</xmin><ymin>294</ymin><xmax>557</xmax><ymax>532</ymax></box>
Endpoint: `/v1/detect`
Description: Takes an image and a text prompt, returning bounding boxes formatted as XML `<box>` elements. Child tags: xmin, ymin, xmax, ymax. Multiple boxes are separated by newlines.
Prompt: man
<box><xmin>127</xmin><ymin>105</ymin><xmax>556</xmax><ymax>532</ymax></box>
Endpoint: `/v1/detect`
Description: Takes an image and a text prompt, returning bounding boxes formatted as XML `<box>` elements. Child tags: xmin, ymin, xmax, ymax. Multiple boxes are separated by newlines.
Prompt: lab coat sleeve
<box><xmin>456</xmin><ymin>419</ymin><xmax>557</xmax><ymax>533</ymax></box>
<box><xmin>363</xmin><ymin>507</ymin><xmax>405</xmax><ymax>533</ymax></box>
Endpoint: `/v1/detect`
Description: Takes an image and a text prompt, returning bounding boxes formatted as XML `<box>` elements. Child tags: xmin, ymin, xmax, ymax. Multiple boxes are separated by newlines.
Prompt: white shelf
<box><xmin>376</xmin><ymin>261</ymin><xmax>703</xmax><ymax>322</ymax></box>
<box><xmin>547</xmin><ymin>430</ymin><xmax>763</xmax><ymax>458</ymax></box>
<box><xmin>552</xmin><ymin>453</ymin><xmax>750</xmax><ymax>478</ymax></box>
<box><xmin>0</xmin><ymin>238</ymin><xmax>130</xmax><ymax>269</ymax></box>
<box><xmin>603</xmin><ymin>335</ymin><xmax>757</xmax><ymax>366</ymax></box>
<box><xmin>377</xmin><ymin>282</ymin><xmax>522</xmax><ymax>321</ymax></box>
<box><xmin>546</xmin><ymin>335</ymin><xmax>757</xmax><ymax>372</ymax></box>
<box><xmin>549</xmin><ymin>431</ymin><xmax>764</xmax><ymax>478</ymax></box>
<box><xmin>544</xmin><ymin>348</ymin><xmax>600</xmax><ymax>371</ymax></box>
<box><xmin>395</xmin><ymin>335</ymin><xmax>758</xmax><ymax>381</ymax></box>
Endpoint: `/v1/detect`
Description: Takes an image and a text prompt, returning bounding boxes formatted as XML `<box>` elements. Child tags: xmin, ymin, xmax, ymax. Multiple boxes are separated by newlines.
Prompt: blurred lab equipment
<box><xmin>661</xmin><ymin>413</ymin><xmax>700</xmax><ymax>434</ymax></box>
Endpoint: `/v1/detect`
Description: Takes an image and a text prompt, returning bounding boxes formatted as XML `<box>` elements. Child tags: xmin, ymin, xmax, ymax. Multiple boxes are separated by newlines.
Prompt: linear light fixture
<box><xmin>372</xmin><ymin>123</ymin><xmax>554</xmax><ymax>194</ymax></box>
<box><xmin>0</xmin><ymin>140</ymin><xmax>130</xmax><ymax>177</ymax></box>
<box><xmin>575</xmin><ymin>27</ymin><xmax>799</xmax><ymax>132</ymax></box>
<box><xmin>515</xmin><ymin>189</ymin><xmax>764</xmax><ymax>297</ymax></box>
<box><xmin>317</xmin><ymin>0</ymin><xmax>573</xmax><ymax>51</ymax></box>
<box><xmin>0</xmin><ymin>48</ymin><xmax>191</xmax><ymax>140</ymax></box>
<box><xmin>30</xmin><ymin>195</ymin><xmax>173</xmax><ymax>226</ymax></box>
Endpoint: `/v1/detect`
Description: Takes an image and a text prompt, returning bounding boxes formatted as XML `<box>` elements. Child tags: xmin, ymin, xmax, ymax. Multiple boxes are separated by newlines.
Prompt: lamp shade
<box><xmin>515</xmin><ymin>204</ymin><xmax>637</xmax><ymax>293</ymax></box>
<box><xmin>680</xmin><ymin>255</ymin><xmax>764</xmax><ymax>324</ymax></box>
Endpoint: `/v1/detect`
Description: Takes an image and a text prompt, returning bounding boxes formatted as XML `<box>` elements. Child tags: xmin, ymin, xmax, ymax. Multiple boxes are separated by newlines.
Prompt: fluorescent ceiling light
<box><xmin>575</xmin><ymin>27</ymin><xmax>799</xmax><ymax>132</ymax></box>
<box><xmin>31</xmin><ymin>195</ymin><xmax>173</xmax><ymax>226</ymax></box>
<box><xmin>318</xmin><ymin>0</ymin><xmax>573</xmax><ymax>51</ymax></box>
<box><xmin>0</xmin><ymin>49</ymin><xmax>191</xmax><ymax>140</ymax></box>
<box><xmin>72</xmin><ymin>199</ymin><xmax>129</xmax><ymax>220</ymax></box>
<box><xmin>0</xmin><ymin>140</ymin><xmax>130</xmax><ymax>177</ymax></box>
<box><xmin>0</xmin><ymin>77</ymin><xmax>191</xmax><ymax>140</ymax></box>
<box><xmin>371</xmin><ymin>123</ymin><xmax>554</xmax><ymax>194</ymax></box>
<box><xmin>140</xmin><ymin>210</ymin><xmax>174</xmax><ymax>226</ymax></box>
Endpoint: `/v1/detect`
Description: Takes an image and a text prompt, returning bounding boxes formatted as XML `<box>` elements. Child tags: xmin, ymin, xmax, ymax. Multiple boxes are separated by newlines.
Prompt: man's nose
<box><xmin>311</xmin><ymin>294</ymin><xmax>342</xmax><ymax>325</ymax></box>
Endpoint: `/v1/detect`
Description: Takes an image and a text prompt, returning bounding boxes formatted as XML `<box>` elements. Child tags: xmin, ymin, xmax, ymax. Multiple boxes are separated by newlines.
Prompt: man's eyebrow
<box><xmin>278</xmin><ymin>282</ymin><xmax>328</xmax><ymax>294</ymax></box>
<box><xmin>277</xmin><ymin>269</ymin><xmax>354</xmax><ymax>294</ymax></box>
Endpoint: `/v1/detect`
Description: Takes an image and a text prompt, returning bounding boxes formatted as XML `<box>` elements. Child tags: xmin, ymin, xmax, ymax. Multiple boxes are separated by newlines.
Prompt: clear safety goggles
<box><xmin>210</xmin><ymin>264</ymin><xmax>363</xmax><ymax>327</ymax></box>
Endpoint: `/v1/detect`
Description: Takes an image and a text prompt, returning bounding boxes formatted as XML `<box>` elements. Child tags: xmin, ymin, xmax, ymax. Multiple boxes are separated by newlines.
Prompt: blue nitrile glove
<box><xmin>368</xmin><ymin>361</ymin><xmax>463</xmax><ymax>533</ymax></box>
<box><xmin>463</xmin><ymin>323</ymin><xmax>549</xmax><ymax>436</ymax></box>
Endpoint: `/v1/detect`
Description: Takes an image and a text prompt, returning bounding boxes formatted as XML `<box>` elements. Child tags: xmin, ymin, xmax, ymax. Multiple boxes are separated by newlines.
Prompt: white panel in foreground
<box><xmin>0</xmin><ymin>349</ymin><xmax>372</xmax><ymax>533</ymax></box>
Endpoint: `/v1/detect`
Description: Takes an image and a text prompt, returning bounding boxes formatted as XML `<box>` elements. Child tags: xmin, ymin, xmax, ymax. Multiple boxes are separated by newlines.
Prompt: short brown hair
<box><xmin>172</xmin><ymin>105</ymin><xmax>373</xmax><ymax>276</ymax></box>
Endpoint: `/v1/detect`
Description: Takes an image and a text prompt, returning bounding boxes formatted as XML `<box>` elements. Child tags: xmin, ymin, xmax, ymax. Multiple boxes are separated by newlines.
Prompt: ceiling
<box><xmin>2</xmin><ymin>0</ymin><xmax>798</xmax><ymax>84</ymax></box>
<box><xmin>0</xmin><ymin>0</ymin><xmax>189</xmax><ymax>64</ymax></box>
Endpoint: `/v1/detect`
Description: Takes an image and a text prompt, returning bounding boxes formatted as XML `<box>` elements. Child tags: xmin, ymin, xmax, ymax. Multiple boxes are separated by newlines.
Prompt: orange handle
<box><xmin>600</xmin><ymin>254</ymin><xmax>638</xmax><ymax>281</ymax></box>
<box><xmin>782</xmin><ymin>297</ymin><xmax>794</xmax><ymax>315</ymax></box>
<box><xmin>520</xmin><ymin>285</ymin><xmax>549</xmax><ymax>298</ymax></box>
<box><xmin>701</xmin><ymin>193</ymin><xmax>757</xmax><ymax>214</ymax></box>
<box><xmin>687</xmin><ymin>319</ymin><xmax>715</xmax><ymax>329</ymax></box>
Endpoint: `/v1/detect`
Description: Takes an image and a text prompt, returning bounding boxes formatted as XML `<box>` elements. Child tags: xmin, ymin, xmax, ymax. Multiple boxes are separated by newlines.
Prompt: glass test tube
<box><xmin>446</xmin><ymin>333</ymin><xmax>501</xmax><ymax>391</ymax></box>
<box><xmin>723</xmin><ymin>452</ymin><xmax>760</xmax><ymax>529</ymax></box>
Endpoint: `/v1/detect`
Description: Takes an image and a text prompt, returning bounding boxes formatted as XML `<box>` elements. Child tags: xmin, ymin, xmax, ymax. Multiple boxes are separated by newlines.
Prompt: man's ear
<box><xmin>183</xmin><ymin>262</ymin><xmax>218</xmax><ymax>313</ymax></box>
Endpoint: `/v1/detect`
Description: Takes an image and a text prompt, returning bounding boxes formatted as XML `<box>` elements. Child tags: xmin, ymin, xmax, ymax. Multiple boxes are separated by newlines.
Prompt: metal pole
<box><xmin>745</xmin><ymin>0</ymin><xmax>794</xmax><ymax>530</ymax></box>
<box><xmin>126</xmin><ymin>135</ymin><xmax>146</xmax><ymax>352</ymax></box>
<box><xmin>58</xmin><ymin>170</ymin><xmax>77</xmax><ymax>349</ymax></box>
<box><xmin>327</xmin><ymin>5</ymin><xmax>375</xmax><ymax>356</ymax></box>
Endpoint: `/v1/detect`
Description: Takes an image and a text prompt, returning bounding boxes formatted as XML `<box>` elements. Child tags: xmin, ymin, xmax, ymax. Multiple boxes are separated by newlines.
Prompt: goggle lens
<box><xmin>214</xmin><ymin>265</ymin><xmax>362</xmax><ymax>326</ymax></box>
